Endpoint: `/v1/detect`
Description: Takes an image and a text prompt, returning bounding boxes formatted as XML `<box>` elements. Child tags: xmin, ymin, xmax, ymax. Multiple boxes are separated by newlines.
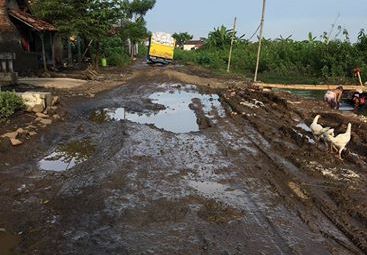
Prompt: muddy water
<box><xmin>38</xmin><ymin>140</ymin><xmax>95</xmax><ymax>171</ymax></box>
<box><xmin>283</xmin><ymin>89</ymin><xmax>366</xmax><ymax>114</ymax></box>
<box><xmin>94</xmin><ymin>85</ymin><xmax>225</xmax><ymax>133</ymax></box>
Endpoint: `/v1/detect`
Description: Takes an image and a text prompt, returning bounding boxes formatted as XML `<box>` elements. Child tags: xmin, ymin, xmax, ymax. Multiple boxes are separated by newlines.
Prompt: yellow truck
<box><xmin>147</xmin><ymin>32</ymin><xmax>176</xmax><ymax>64</ymax></box>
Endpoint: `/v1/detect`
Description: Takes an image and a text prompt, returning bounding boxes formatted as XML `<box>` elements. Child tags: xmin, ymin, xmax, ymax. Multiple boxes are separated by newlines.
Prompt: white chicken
<box><xmin>325</xmin><ymin>123</ymin><xmax>352</xmax><ymax>159</ymax></box>
<box><xmin>321</xmin><ymin>128</ymin><xmax>334</xmax><ymax>148</ymax></box>
<box><xmin>310</xmin><ymin>115</ymin><xmax>331</xmax><ymax>141</ymax></box>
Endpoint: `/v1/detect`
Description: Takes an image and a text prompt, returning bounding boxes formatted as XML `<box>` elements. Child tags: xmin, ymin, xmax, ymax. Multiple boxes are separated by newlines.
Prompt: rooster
<box><xmin>325</xmin><ymin>123</ymin><xmax>352</xmax><ymax>159</ymax></box>
<box><xmin>310</xmin><ymin>115</ymin><xmax>331</xmax><ymax>142</ymax></box>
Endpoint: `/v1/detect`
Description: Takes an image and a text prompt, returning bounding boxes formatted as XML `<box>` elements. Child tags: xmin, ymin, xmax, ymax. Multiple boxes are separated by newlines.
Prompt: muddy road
<box><xmin>0</xmin><ymin>66</ymin><xmax>366</xmax><ymax>254</ymax></box>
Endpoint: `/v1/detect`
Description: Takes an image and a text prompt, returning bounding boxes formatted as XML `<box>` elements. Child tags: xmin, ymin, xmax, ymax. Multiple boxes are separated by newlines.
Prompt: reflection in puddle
<box><xmin>0</xmin><ymin>230</ymin><xmax>19</xmax><ymax>255</ymax></box>
<box><xmin>188</xmin><ymin>180</ymin><xmax>249</xmax><ymax>208</ymax></box>
<box><xmin>38</xmin><ymin>140</ymin><xmax>95</xmax><ymax>172</ymax></box>
<box><xmin>93</xmin><ymin>85</ymin><xmax>225</xmax><ymax>133</ymax></box>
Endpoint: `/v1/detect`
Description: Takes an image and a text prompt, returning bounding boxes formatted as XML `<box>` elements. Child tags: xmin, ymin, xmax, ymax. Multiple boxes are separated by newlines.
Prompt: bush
<box><xmin>174</xmin><ymin>36</ymin><xmax>367</xmax><ymax>84</ymax></box>
<box><xmin>0</xmin><ymin>91</ymin><xmax>24</xmax><ymax>120</ymax></box>
<box><xmin>107</xmin><ymin>52</ymin><xmax>131</xmax><ymax>67</ymax></box>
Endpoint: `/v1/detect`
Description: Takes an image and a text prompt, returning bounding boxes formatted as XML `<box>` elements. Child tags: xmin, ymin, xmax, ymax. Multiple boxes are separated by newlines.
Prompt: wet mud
<box><xmin>0</xmin><ymin>65</ymin><xmax>366</xmax><ymax>254</ymax></box>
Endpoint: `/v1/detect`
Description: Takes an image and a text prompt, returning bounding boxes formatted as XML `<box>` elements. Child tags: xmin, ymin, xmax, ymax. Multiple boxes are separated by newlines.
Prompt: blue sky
<box><xmin>145</xmin><ymin>0</ymin><xmax>367</xmax><ymax>41</ymax></box>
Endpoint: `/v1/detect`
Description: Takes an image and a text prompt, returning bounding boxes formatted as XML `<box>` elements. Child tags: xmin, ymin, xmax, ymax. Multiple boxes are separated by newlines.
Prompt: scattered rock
<box><xmin>16</xmin><ymin>128</ymin><xmax>29</xmax><ymax>134</ymax></box>
<box><xmin>52</xmin><ymin>114</ymin><xmax>61</xmax><ymax>120</ymax></box>
<box><xmin>10</xmin><ymin>138</ymin><xmax>23</xmax><ymax>146</ymax></box>
<box><xmin>1</xmin><ymin>131</ymin><xmax>18</xmax><ymax>139</ymax></box>
<box><xmin>38</xmin><ymin>118</ymin><xmax>52</xmax><ymax>126</ymax></box>
<box><xmin>36</xmin><ymin>112</ymin><xmax>49</xmax><ymax>118</ymax></box>
<box><xmin>51</xmin><ymin>96</ymin><xmax>60</xmax><ymax>106</ymax></box>
<box><xmin>28</xmin><ymin>131</ymin><xmax>37</xmax><ymax>136</ymax></box>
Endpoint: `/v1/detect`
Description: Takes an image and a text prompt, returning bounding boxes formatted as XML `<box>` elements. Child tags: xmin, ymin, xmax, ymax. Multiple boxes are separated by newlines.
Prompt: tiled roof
<box><xmin>8</xmin><ymin>9</ymin><xmax>57</xmax><ymax>32</ymax></box>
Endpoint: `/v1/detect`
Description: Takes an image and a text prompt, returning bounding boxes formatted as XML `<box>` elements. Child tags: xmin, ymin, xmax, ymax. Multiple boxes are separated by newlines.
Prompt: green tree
<box><xmin>172</xmin><ymin>32</ymin><xmax>193</xmax><ymax>48</ymax></box>
<box><xmin>206</xmin><ymin>25</ymin><xmax>234</xmax><ymax>49</ymax></box>
<box><xmin>116</xmin><ymin>0</ymin><xmax>156</xmax><ymax>58</ymax></box>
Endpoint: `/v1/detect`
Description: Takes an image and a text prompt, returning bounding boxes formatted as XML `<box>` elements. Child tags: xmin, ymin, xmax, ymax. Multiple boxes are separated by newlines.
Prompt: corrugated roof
<box><xmin>8</xmin><ymin>9</ymin><xmax>56</xmax><ymax>32</ymax></box>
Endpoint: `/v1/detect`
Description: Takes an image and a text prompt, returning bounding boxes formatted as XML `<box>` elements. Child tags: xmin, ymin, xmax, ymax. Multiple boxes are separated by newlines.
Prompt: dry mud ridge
<box><xmin>0</xmin><ymin>66</ymin><xmax>366</xmax><ymax>255</ymax></box>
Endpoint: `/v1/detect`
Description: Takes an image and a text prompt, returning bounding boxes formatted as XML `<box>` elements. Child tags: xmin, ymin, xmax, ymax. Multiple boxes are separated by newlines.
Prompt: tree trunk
<box><xmin>50</xmin><ymin>33</ymin><xmax>56</xmax><ymax>70</ymax></box>
<box><xmin>77</xmin><ymin>37</ymin><xmax>82</xmax><ymax>64</ymax></box>
<box><xmin>67</xmin><ymin>40</ymin><xmax>72</xmax><ymax>66</ymax></box>
<box><xmin>40</xmin><ymin>33</ymin><xmax>48</xmax><ymax>73</ymax></box>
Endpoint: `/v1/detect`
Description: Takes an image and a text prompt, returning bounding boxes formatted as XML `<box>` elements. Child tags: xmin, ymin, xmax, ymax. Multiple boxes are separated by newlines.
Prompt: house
<box><xmin>183</xmin><ymin>39</ymin><xmax>205</xmax><ymax>51</ymax></box>
<box><xmin>0</xmin><ymin>0</ymin><xmax>56</xmax><ymax>77</ymax></box>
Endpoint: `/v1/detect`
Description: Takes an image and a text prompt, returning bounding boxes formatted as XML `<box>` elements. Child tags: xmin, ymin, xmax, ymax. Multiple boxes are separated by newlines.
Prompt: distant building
<box><xmin>183</xmin><ymin>39</ymin><xmax>205</xmax><ymax>51</ymax></box>
<box><xmin>0</xmin><ymin>0</ymin><xmax>57</xmax><ymax>75</ymax></box>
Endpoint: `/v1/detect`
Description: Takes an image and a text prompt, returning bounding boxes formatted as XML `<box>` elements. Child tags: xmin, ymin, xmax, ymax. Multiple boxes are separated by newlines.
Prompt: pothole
<box><xmin>92</xmin><ymin>84</ymin><xmax>225</xmax><ymax>133</ymax></box>
<box><xmin>38</xmin><ymin>140</ymin><xmax>95</xmax><ymax>172</ymax></box>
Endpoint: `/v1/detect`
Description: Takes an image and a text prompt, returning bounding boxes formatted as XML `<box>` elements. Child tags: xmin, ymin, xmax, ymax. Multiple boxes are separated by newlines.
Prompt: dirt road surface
<box><xmin>0</xmin><ymin>64</ymin><xmax>366</xmax><ymax>255</ymax></box>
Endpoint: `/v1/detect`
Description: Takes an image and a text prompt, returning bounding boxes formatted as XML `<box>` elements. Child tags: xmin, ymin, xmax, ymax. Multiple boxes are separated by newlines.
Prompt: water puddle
<box><xmin>0</xmin><ymin>230</ymin><xmax>19</xmax><ymax>255</ymax></box>
<box><xmin>93</xmin><ymin>85</ymin><xmax>225</xmax><ymax>133</ymax></box>
<box><xmin>38</xmin><ymin>140</ymin><xmax>95</xmax><ymax>172</ymax></box>
<box><xmin>296</xmin><ymin>122</ymin><xmax>312</xmax><ymax>132</ymax></box>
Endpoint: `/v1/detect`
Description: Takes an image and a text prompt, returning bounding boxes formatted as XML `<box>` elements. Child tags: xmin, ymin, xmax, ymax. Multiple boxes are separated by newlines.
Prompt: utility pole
<box><xmin>227</xmin><ymin>17</ymin><xmax>237</xmax><ymax>73</ymax></box>
<box><xmin>254</xmin><ymin>0</ymin><xmax>266</xmax><ymax>82</ymax></box>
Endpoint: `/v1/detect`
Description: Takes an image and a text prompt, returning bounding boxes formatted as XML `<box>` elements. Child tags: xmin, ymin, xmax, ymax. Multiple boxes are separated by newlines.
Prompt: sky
<box><xmin>145</xmin><ymin>0</ymin><xmax>367</xmax><ymax>41</ymax></box>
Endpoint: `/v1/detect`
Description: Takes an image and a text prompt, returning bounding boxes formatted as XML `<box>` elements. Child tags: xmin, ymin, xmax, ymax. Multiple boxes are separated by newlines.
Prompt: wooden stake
<box><xmin>254</xmin><ymin>0</ymin><xmax>266</xmax><ymax>82</ymax></box>
<box><xmin>357</xmin><ymin>72</ymin><xmax>363</xmax><ymax>86</ymax></box>
<box><xmin>227</xmin><ymin>17</ymin><xmax>237</xmax><ymax>73</ymax></box>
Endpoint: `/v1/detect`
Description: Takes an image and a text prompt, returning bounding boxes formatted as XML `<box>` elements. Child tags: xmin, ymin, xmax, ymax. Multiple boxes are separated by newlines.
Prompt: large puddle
<box><xmin>93</xmin><ymin>85</ymin><xmax>225</xmax><ymax>133</ymax></box>
<box><xmin>38</xmin><ymin>140</ymin><xmax>95</xmax><ymax>172</ymax></box>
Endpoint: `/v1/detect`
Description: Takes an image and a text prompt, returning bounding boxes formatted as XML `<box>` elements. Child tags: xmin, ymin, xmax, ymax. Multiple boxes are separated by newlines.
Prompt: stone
<box><xmin>39</xmin><ymin>118</ymin><xmax>52</xmax><ymax>125</ymax></box>
<box><xmin>32</xmin><ymin>104</ymin><xmax>44</xmax><ymax>113</ymax></box>
<box><xmin>28</xmin><ymin>131</ymin><xmax>37</xmax><ymax>136</ymax></box>
<box><xmin>35</xmin><ymin>112</ymin><xmax>49</xmax><ymax>118</ymax></box>
<box><xmin>10</xmin><ymin>138</ymin><xmax>23</xmax><ymax>146</ymax></box>
<box><xmin>51</xmin><ymin>96</ymin><xmax>60</xmax><ymax>106</ymax></box>
<box><xmin>17</xmin><ymin>92</ymin><xmax>52</xmax><ymax>113</ymax></box>
<box><xmin>16</xmin><ymin>128</ymin><xmax>27</xmax><ymax>134</ymax></box>
<box><xmin>52</xmin><ymin>114</ymin><xmax>60</xmax><ymax>120</ymax></box>
<box><xmin>1</xmin><ymin>131</ymin><xmax>18</xmax><ymax>139</ymax></box>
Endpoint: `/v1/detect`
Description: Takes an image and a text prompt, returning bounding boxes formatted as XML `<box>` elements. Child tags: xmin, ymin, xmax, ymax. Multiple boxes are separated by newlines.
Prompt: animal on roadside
<box><xmin>324</xmin><ymin>86</ymin><xmax>344</xmax><ymax>109</ymax></box>
<box><xmin>310</xmin><ymin>115</ymin><xmax>331</xmax><ymax>142</ymax></box>
<box><xmin>325</xmin><ymin>123</ymin><xmax>352</xmax><ymax>159</ymax></box>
